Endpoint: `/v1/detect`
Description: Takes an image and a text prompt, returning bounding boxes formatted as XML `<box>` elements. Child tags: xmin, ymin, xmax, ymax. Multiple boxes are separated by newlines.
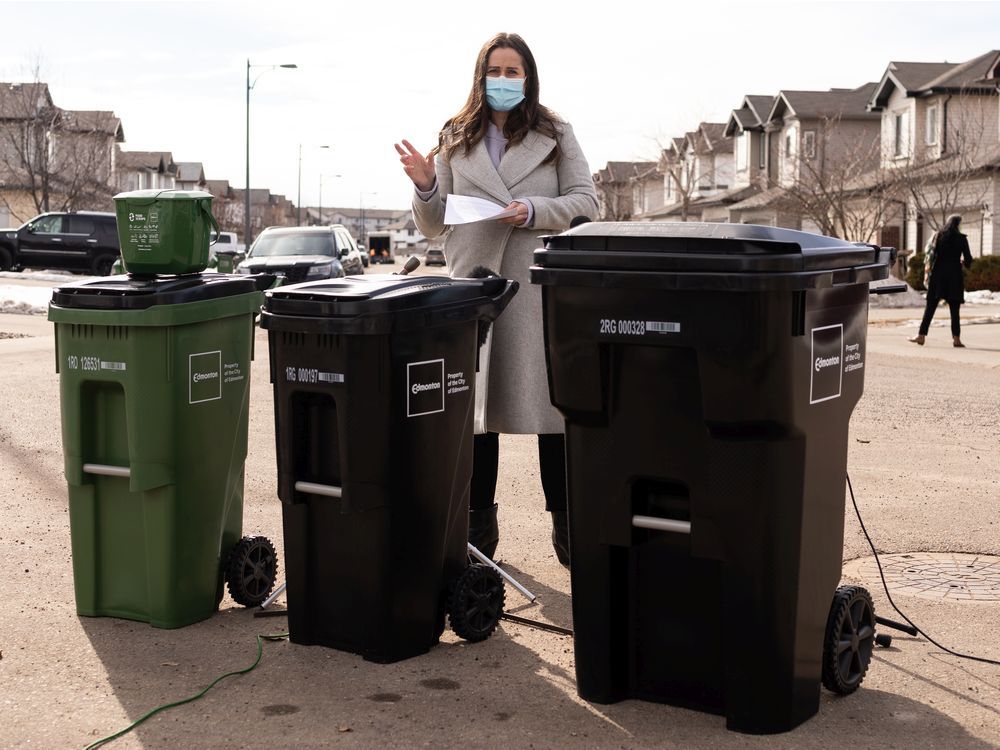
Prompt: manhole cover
<box><xmin>843</xmin><ymin>552</ymin><xmax>1000</xmax><ymax>602</ymax></box>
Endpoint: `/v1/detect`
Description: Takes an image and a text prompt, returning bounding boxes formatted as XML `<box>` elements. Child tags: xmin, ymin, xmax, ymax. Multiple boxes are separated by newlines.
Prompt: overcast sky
<box><xmin>2</xmin><ymin>1</ymin><xmax>999</xmax><ymax>213</ymax></box>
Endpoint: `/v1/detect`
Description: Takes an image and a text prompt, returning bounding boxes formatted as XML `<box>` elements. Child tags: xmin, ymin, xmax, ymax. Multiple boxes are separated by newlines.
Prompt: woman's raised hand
<box><xmin>395</xmin><ymin>140</ymin><xmax>436</xmax><ymax>192</ymax></box>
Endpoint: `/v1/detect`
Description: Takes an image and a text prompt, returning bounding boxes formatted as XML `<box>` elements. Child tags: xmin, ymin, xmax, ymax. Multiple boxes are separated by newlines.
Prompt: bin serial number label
<box><xmin>598</xmin><ymin>319</ymin><xmax>681</xmax><ymax>336</ymax></box>
<box><xmin>284</xmin><ymin>366</ymin><xmax>344</xmax><ymax>384</ymax></box>
<box><xmin>66</xmin><ymin>355</ymin><xmax>127</xmax><ymax>372</ymax></box>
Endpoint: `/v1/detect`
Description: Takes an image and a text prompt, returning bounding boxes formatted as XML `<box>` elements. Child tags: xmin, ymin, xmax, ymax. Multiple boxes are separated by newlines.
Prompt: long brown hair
<box><xmin>437</xmin><ymin>33</ymin><xmax>560</xmax><ymax>164</ymax></box>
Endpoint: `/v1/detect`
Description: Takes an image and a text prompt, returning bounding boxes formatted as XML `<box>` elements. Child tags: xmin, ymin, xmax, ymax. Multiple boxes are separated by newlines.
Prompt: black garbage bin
<box><xmin>530</xmin><ymin>222</ymin><xmax>891</xmax><ymax>733</ymax></box>
<box><xmin>260</xmin><ymin>274</ymin><xmax>517</xmax><ymax>663</ymax></box>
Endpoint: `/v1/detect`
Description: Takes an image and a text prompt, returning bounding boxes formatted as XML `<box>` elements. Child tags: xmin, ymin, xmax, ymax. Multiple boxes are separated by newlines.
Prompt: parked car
<box><xmin>0</xmin><ymin>211</ymin><xmax>120</xmax><ymax>275</ymax></box>
<box><xmin>424</xmin><ymin>247</ymin><xmax>447</xmax><ymax>267</ymax></box>
<box><xmin>237</xmin><ymin>226</ymin><xmax>354</xmax><ymax>283</ymax></box>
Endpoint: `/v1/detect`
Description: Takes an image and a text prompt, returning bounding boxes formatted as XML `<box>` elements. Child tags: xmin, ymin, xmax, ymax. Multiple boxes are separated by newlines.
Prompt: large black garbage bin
<box><xmin>530</xmin><ymin>222</ymin><xmax>891</xmax><ymax>733</ymax></box>
<box><xmin>260</xmin><ymin>274</ymin><xmax>517</xmax><ymax>663</ymax></box>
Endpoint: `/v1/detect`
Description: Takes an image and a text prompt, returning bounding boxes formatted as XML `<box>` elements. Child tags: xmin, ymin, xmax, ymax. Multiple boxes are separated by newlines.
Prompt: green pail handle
<box><xmin>201</xmin><ymin>199</ymin><xmax>221</xmax><ymax>245</ymax></box>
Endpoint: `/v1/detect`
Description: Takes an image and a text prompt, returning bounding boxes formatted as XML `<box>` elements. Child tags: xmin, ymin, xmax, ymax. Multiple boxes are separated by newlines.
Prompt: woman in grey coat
<box><xmin>395</xmin><ymin>32</ymin><xmax>598</xmax><ymax>565</ymax></box>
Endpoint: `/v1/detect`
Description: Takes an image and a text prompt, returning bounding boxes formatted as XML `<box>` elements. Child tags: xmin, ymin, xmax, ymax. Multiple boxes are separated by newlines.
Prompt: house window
<box><xmin>893</xmin><ymin>112</ymin><xmax>909</xmax><ymax>157</ymax></box>
<box><xmin>785</xmin><ymin>126</ymin><xmax>796</xmax><ymax>157</ymax></box>
<box><xmin>758</xmin><ymin>133</ymin><xmax>766</xmax><ymax>169</ymax></box>
<box><xmin>803</xmin><ymin>130</ymin><xmax>816</xmax><ymax>159</ymax></box>
<box><xmin>737</xmin><ymin>133</ymin><xmax>749</xmax><ymax>170</ymax></box>
<box><xmin>926</xmin><ymin>105</ymin><xmax>938</xmax><ymax>145</ymax></box>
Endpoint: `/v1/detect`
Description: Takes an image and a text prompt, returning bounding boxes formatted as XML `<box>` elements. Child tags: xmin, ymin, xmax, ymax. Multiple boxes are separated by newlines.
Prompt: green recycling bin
<box><xmin>113</xmin><ymin>189</ymin><xmax>219</xmax><ymax>276</ymax></box>
<box><xmin>48</xmin><ymin>274</ymin><xmax>274</xmax><ymax>628</ymax></box>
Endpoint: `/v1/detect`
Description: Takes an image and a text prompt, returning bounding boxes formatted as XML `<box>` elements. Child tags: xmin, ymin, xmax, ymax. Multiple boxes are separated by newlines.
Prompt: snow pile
<box><xmin>0</xmin><ymin>285</ymin><xmax>53</xmax><ymax>315</ymax></box>
<box><xmin>868</xmin><ymin>279</ymin><xmax>925</xmax><ymax>308</ymax></box>
<box><xmin>869</xmin><ymin>283</ymin><xmax>999</xmax><ymax>308</ymax></box>
<box><xmin>966</xmin><ymin>289</ymin><xmax>998</xmax><ymax>304</ymax></box>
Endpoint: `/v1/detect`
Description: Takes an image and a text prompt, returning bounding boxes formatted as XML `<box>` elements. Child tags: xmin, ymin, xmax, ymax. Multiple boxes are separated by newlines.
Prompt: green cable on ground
<box><xmin>83</xmin><ymin>633</ymin><xmax>289</xmax><ymax>750</ymax></box>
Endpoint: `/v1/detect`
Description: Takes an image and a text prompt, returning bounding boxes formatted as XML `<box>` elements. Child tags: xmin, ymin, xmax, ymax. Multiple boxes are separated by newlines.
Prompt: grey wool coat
<box><xmin>412</xmin><ymin>120</ymin><xmax>598</xmax><ymax>434</ymax></box>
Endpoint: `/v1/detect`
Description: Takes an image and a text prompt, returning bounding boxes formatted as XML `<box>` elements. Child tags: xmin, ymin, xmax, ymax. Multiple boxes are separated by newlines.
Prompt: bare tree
<box><xmin>214</xmin><ymin>197</ymin><xmax>244</xmax><ymax>236</ymax></box>
<box><xmin>653</xmin><ymin>126</ymin><xmax>728</xmax><ymax>222</ymax></box>
<box><xmin>658</xmin><ymin>139</ymin><xmax>703</xmax><ymax>222</ymax></box>
<box><xmin>0</xmin><ymin>62</ymin><xmax>121</xmax><ymax>220</ymax></box>
<box><xmin>776</xmin><ymin>116</ymin><xmax>900</xmax><ymax>241</ymax></box>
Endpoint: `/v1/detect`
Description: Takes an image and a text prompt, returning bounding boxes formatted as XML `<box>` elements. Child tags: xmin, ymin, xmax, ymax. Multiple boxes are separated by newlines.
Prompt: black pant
<box><xmin>470</xmin><ymin>432</ymin><xmax>567</xmax><ymax>513</ymax></box>
<box><xmin>918</xmin><ymin>297</ymin><xmax>961</xmax><ymax>337</ymax></box>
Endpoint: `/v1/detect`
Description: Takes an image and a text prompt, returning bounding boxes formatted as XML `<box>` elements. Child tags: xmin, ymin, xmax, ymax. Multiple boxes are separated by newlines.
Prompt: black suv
<box><xmin>0</xmin><ymin>211</ymin><xmax>121</xmax><ymax>275</ymax></box>
<box><xmin>236</xmin><ymin>226</ymin><xmax>361</xmax><ymax>282</ymax></box>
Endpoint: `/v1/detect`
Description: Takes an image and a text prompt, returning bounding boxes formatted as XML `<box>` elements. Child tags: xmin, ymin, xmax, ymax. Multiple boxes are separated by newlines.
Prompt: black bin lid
<box><xmin>261</xmin><ymin>275</ymin><xmax>517</xmax><ymax>334</ymax></box>
<box><xmin>50</xmin><ymin>272</ymin><xmax>266</xmax><ymax>310</ymax></box>
<box><xmin>531</xmin><ymin>222</ymin><xmax>891</xmax><ymax>291</ymax></box>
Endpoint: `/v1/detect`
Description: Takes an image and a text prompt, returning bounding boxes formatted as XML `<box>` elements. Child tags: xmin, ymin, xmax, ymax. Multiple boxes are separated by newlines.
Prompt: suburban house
<box><xmin>174</xmin><ymin>161</ymin><xmax>206</xmax><ymax>192</ymax></box>
<box><xmin>728</xmin><ymin>83</ymin><xmax>881</xmax><ymax>232</ymax></box>
<box><xmin>204</xmin><ymin>179</ymin><xmax>241</xmax><ymax>234</ymax></box>
<box><xmin>116</xmin><ymin>150</ymin><xmax>177</xmax><ymax>192</ymax></box>
<box><xmin>381</xmin><ymin>213</ymin><xmax>426</xmax><ymax>251</ymax></box>
<box><xmin>594</xmin><ymin>49</ymin><xmax>999</xmax><ymax>265</ymax></box>
<box><xmin>867</xmin><ymin>50</ymin><xmax>1000</xmax><ymax>256</ymax></box>
<box><xmin>630</xmin><ymin>161</ymin><xmax>664</xmax><ymax>219</ymax></box>
<box><xmin>642</xmin><ymin>123</ymin><xmax>734</xmax><ymax>222</ymax></box>
<box><xmin>0</xmin><ymin>78</ymin><xmax>327</xmax><ymax>243</ymax></box>
<box><xmin>0</xmin><ymin>82</ymin><xmax>123</xmax><ymax>225</ymax></box>
<box><xmin>594</xmin><ymin>161</ymin><xmax>656</xmax><ymax>220</ymax></box>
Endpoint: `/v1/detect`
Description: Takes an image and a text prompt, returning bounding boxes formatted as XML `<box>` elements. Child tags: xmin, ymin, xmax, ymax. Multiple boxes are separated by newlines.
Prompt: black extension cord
<box><xmin>847</xmin><ymin>473</ymin><xmax>1000</xmax><ymax>667</ymax></box>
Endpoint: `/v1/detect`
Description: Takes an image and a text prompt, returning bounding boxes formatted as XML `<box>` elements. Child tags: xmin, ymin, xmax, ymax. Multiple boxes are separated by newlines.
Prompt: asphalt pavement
<box><xmin>1</xmin><ymin>274</ymin><xmax>998</xmax><ymax>749</ymax></box>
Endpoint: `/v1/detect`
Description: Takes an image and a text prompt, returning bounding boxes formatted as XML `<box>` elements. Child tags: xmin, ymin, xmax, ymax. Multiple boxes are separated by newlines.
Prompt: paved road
<box><xmin>1</xmin><ymin>279</ymin><xmax>997</xmax><ymax>749</ymax></box>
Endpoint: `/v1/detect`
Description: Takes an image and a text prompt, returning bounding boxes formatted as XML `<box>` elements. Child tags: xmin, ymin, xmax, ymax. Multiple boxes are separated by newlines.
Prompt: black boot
<box><xmin>551</xmin><ymin>510</ymin><xmax>570</xmax><ymax>568</ymax></box>
<box><xmin>468</xmin><ymin>503</ymin><xmax>499</xmax><ymax>560</ymax></box>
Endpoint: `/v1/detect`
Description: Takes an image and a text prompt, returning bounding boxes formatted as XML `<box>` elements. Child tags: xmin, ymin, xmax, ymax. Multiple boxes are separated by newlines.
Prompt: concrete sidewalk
<box><xmin>1</xmin><ymin>304</ymin><xmax>998</xmax><ymax>749</ymax></box>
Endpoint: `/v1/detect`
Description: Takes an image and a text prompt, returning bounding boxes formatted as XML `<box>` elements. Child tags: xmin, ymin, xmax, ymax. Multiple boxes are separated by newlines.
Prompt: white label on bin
<box><xmin>810</xmin><ymin>324</ymin><xmax>843</xmax><ymax>404</ymax></box>
<box><xmin>447</xmin><ymin>371</ymin><xmax>469</xmax><ymax>395</ymax></box>
<box><xmin>100</xmin><ymin>360</ymin><xmax>127</xmax><ymax>371</ymax></box>
<box><xmin>646</xmin><ymin>320</ymin><xmax>681</xmax><ymax>334</ymax></box>
<box><xmin>189</xmin><ymin>350</ymin><xmax>222</xmax><ymax>404</ymax></box>
<box><xmin>843</xmin><ymin>342</ymin><xmax>864</xmax><ymax>374</ymax></box>
<box><xmin>319</xmin><ymin>371</ymin><xmax>345</xmax><ymax>384</ymax></box>
<box><xmin>407</xmin><ymin>358</ymin><xmax>445</xmax><ymax>417</ymax></box>
<box><xmin>223</xmin><ymin>361</ymin><xmax>244</xmax><ymax>384</ymax></box>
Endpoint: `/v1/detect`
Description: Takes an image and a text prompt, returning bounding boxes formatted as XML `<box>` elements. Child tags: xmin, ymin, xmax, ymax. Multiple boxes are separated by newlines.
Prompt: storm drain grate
<box><xmin>842</xmin><ymin>552</ymin><xmax>1000</xmax><ymax>602</ymax></box>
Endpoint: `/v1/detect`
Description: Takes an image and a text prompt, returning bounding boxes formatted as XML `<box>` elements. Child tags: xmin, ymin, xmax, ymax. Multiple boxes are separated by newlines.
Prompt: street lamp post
<box><xmin>246</xmin><ymin>59</ymin><xmax>297</xmax><ymax>246</ymax></box>
<box><xmin>297</xmin><ymin>144</ymin><xmax>330</xmax><ymax>226</ymax></box>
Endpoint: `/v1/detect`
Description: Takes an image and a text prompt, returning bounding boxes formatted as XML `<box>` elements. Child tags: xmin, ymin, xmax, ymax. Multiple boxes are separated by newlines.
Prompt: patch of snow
<box><xmin>0</xmin><ymin>285</ymin><xmax>52</xmax><ymax>315</ymax></box>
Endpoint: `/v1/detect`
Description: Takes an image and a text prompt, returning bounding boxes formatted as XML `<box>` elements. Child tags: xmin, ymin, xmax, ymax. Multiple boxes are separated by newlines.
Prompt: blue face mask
<box><xmin>485</xmin><ymin>76</ymin><xmax>525</xmax><ymax>112</ymax></box>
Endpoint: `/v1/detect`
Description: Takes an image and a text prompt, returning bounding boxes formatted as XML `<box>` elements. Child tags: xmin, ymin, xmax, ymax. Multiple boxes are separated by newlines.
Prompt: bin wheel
<box><xmin>822</xmin><ymin>585</ymin><xmax>875</xmax><ymax>695</ymax></box>
<box><xmin>226</xmin><ymin>535</ymin><xmax>278</xmax><ymax>608</ymax></box>
<box><xmin>449</xmin><ymin>563</ymin><xmax>504</xmax><ymax>643</ymax></box>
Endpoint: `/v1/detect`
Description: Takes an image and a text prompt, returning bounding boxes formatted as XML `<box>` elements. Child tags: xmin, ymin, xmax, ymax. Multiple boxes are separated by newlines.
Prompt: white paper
<box><xmin>444</xmin><ymin>194</ymin><xmax>517</xmax><ymax>225</ymax></box>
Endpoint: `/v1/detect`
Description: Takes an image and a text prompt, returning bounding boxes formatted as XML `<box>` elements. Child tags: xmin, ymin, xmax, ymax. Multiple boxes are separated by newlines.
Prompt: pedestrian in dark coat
<box><xmin>909</xmin><ymin>214</ymin><xmax>974</xmax><ymax>347</ymax></box>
